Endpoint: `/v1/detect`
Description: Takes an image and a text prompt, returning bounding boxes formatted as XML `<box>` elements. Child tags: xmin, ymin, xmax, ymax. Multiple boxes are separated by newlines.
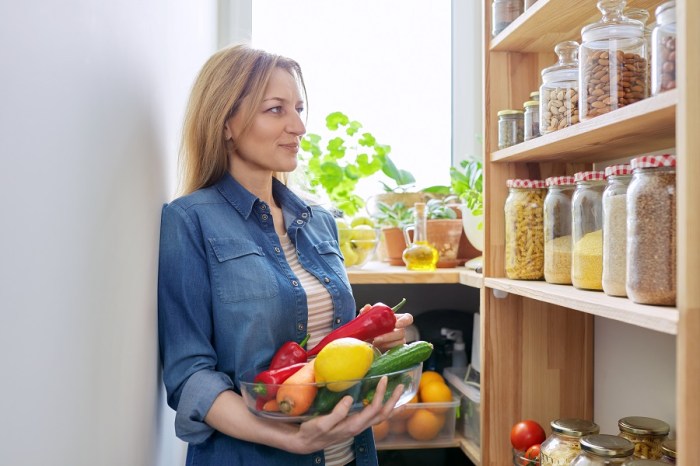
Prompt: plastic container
<box><xmin>540</xmin><ymin>41</ymin><xmax>580</xmax><ymax>133</ymax></box>
<box><xmin>443</xmin><ymin>366</ymin><xmax>481</xmax><ymax>446</ymax></box>
<box><xmin>504</xmin><ymin>179</ymin><xmax>546</xmax><ymax>280</ymax></box>
<box><xmin>651</xmin><ymin>1</ymin><xmax>676</xmax><ymax>94</ymax></box>
<box><xmin>659</xmin><ymin>439</ymin><xmax>676</xmax><ymax>463</ymax></box>
<box><xmin>618</xmin><ymin>416</ymin><xmax>670</xmax><ymax>460</ymax></box>
<box><xmin>571</xmin><ymin>434</ymin><xmax>635</xmax><ymax>465</ymax></box>
<box><xmin>541</xmin><ymin>418</ymin><xmax>600</xmax><ymax>466</ymax></box>
<box><xmin>602</xmin><ymin>164</ymin><xmax>632</xmax><ymax>297</ymax></box>
<box><xmin>498</xmin><ymin>110</ymin><xmax>524</xmax><ymax>149</ymax></box>
<box><xmin>572</xmin><ymin>171</ymin><xmax>606</xmax><ymax>291</ymax></box>
<box><xmin>626</xmin><ymin>154</ymin><xmax>677</xmax><ymax>305</ymax></box>
<box><xmin>579</xmin><ymin>0</ymin><xmax>648</xmax><ymax>121</ymax></box>
<box><xmin>544</xmin><ymin>176</ymin><xmax>576</xmax><ymax>284</ymax></box>
<box><xmin>376</xmin><ymin>397</ymin><xmax>459</xmax><ymax>446</ymax></box>
<box><xmin>492</xmin><ymin>0</ymin><xmax>523</xmax><ymax>37</ymax></box>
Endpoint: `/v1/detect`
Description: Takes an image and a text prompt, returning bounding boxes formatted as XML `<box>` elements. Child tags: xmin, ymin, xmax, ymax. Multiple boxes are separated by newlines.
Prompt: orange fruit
<box><xmin>419</xmin><ymin>371</ymin><xmax>445</xmax><ymax>393</ymax></box>
<box><xmin>372</xmin><ymin>420</ymin><xmax>390</xmax><ymax>442</ymax></box>
<box><xmin>420</xmin><ymin>380</ymin><xmax>453</xmax><ymax>413</ymax></box>
<box><xmin>406</xmin><ymin>408</ymin><xmax>446</xmax><ymax>441</ymax></box>
<box><xmin>389</xmin><ymin>418</ymin><xmax>407</xmax><ymax>434</ymax></box>
<box><xmin>392</xmin><ymin>392</ymin><xmax>418</xmax><ymax>420</ymax></box>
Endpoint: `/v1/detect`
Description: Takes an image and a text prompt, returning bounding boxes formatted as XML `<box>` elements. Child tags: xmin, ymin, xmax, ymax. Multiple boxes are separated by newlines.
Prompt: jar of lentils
<box><xmin>579</xmin><ymin>0</ymin><xmax>648</xmax><ymax>121</ymax></box>
<box><xmin>659</xmin><ymin>439</ymin><xmax>676</xmax><ymax>463</ymax></box>
<box><xmin>626</xmin><ymin>154</ymin><xmax>676</xmax><ymax>305</ymax></box>
<box><xmin>618</xmin><ymin>416</ymin><xmax>670</xmax><ymax>460</ymax></box>
<box><xmin>540</xmin><ymin>40</ymin><xmax>580</xmax><ymax>133</ymax></box>
<box><xmin>572</xmin><ymin>171</ymin><xmax>606</xmax><ymax>291</ymax></box>
<box><xmin>498</xmin><ymin>110</ymin><xmax>524</xmax><ymax>149</ymax></box>
<box><xmin>504</xmin><ymin>179</ymin><xmax>545</xmax><ymax>280</ymax></box>
<box><xmin>544</xmin><ymin>176</ymin><xmax>576</xmax><ymax>284</ymax></box>
<box><xmin>602</xmin><ymin>164</ymin><xmax>632</xmax><ymax>297</ymax></box>
<box><xmin>541</xmin><ymin>418</ymin><xmax>600</xmax><ymax>466</ymax></box>
<box><xmin>652</xmin><ymin>1</ymin><xmax>676</xmax><ymax>94</ymax></box>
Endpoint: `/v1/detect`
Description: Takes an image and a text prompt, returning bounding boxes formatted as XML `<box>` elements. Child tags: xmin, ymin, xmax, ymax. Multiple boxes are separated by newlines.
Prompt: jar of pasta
<box><xmin>602</xmin><ymin>164</ymin><xmax>632</xmax><ymax>297</ymax></box>
<box><xmin>626</xmin><ymin>154</ymin><xmax>676</xmax><ymax>305</ymax></box>
<box><xmin>505</xmin><ymin>179</ymin><xmax>545</xmax><ymax>280</ymax></box>
<box><xmin>659</xmin><ymin>439</ymin><xmax>676</xmax><ymax>463</ymax></box>
<box><xmin>652</xmin><ymin>1</ymin><xmax>676</xmax><ymax>94</ymax></box>
<box><xmin>541</xmin><ymin>419</ymin><xmax>600</xmax><ymax>466</ymax></box>
<box><xmin>618</xmin><ymin>416</ymin><xmax>670</xmax><ymax>460</ymax></box>
<box><xmin>571</xmin><ymin>434</ymin><xmax>635</xmax><ymax>465</ymax></box>
<box><xmin>498</xmin><ymin>110</ymin><xmax>524</xmax><ymax>149</ymax></box>
<box><xmin>544</xmin><ymin>176</ymin><xmax>576</xmax><ymax>284</ymax></box>
<box><xmin>572</xmin><ymin>171</ymin><xmax>606</xmax><ymax>290</ymax></box>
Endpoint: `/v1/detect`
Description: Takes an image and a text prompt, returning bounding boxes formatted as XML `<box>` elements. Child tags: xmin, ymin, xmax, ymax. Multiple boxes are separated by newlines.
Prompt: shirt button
<box><xmin>297</xmin><ymin>323</ymin><xmax>305</xmax><ymax>331</ymax></box>
<box><xmin>301</xmin><ymin>212</ymin><xmax>308</xmax><ymax>218</ymax></box>
<box><xmin>260</xmin><ymin>204</ymin><xmax>267</xmax><ymax>210</ymax></box>
<box><xmin>314</xmin><ymin>457</ymin><xmax>322</xmax><ymax>465</ymax></box>
<box><xmin>261</xmin><ymin>214</ymin><xmax>268</xmax><ymax>220</ymax></box>
<box><xmin>292</xmin><ymin>280</ymin><xmax>299</xmax><ymax>286</ymax></box>
<box><xmin>324</xmin><ymin>277</ymin><xmax>330</xmax><ymax>283</ymax></box>
<box><xmin>274</xmin><ymin>247</ymin><xmax>280</xmax><ymax>253</ymax></box>
<box><xmin>335</xmin><ymin>317</ymin><xmax>341</xmax><ymax>324</ymax></box>
<box><xmin>358</xmin><ymin>446</ymin><xmax>366</xmax><ymax>453</ymax></box>
<box><xmin>296</xmin><ymin>219</ymin><xmax>303</xmax><ymax>225</ymax></box>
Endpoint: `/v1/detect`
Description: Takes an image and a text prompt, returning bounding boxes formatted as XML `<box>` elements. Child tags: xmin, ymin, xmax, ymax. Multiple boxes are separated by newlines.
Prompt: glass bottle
<box><xmin>492</xmin><ymin>0</ymin><xmax>523</xmax><ymax>37</ymax></box>
<box><xmin>602</xmin><ymin>164</ymin><xmax>632</xmax><ymax>297</ymax></box>
<box><xmin>402</xmin><ymin>202</ymin><xmax>439</xmax><ymax>271</ymax></box>
<box><xmin>579</xmin><ymin>0</ymin><xmax>648</xmax><ymax>121</ymax></box>
<box><xmin>571</xmin><ymin>434</ymin><xmax>635</xmax><ymax>465</ymax></box>
<box><xmin>541</xmin><ymin>418</ymin><xmax>600</xmax><ymax>466</ymax></box>
<box><xmin>572</xmin><ymin>171</ymin><xmax>606</xmax><ymax>291</ymax></box>
<box><xmin>504</xmin><ymin>179</ymin><xmax>546</xmax><ymax>280</ymax></box>
<box><xmin>618</xmin><ymin>416</ymin><xmax>670</xmax><ymax>460</ymax></box>
<box><xmin>659</xmin><ymin>439</ymin><xmax>676</xmax><ymax>463</ymax></box>
<box><xmin>498</xmin><ymin>110</ymin><xmax>524</xmax><ymax>149</ymax></box>
<box><xmin>540</xmin><ymin>40</ymin><xmax>580</xmax><ymax>134</ymax></box>
<box><xmin>524</xmin><ymin>100</ymin><xmax>540</xmax><ymax>140</ymax></box>
<box><xmin>544</xmin><ymin>176</ymin><xmax>576</xmax><ymax>284</ymax></box>
<box><xmin>652</xmin><ymin>1</ymin><xmax>676</xmax><ymax>94</ymax></box>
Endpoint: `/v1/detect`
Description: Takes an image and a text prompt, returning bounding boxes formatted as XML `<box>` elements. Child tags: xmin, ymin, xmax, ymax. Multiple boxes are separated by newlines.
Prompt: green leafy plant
<box><xmin>450</xmin><ymin>158</ymin><xmax>483</xmax><ymax>218</ymax></box>
<box><xmin>424</xmin><ymin>197</ymin><xmax>459</xmax><ymax>220</ymax></box>
<box><xmin>372</xmin><ymin>201</ymin><xmax>414</xmax><ymax>229</ymax></box>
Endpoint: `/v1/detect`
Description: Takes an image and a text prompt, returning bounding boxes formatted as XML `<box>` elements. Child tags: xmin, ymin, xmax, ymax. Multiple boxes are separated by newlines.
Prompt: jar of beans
<box><xmin>504</xmin><ymin>179</ymin><xmax>545</xmax><ymax>280</ymax></box>
<box><xmin>524</xmin><ymin>100</ymin><xmax>540</xmax><ymax>140</ymax></box>
<box><xmin>652</xmin><ymin>1</ymin><xmax>676</xmax><ymax>95</ymax></box>
<box><xmin>572</xmin><ymin>171</ymin><xmax>606</xmax><ymax>291</ymax></box>
<box><xmin>602</xmin><ymin>164</ymin><xmax>632</xmax><ymax>297</ymax></box>
<box><xmin>540</xmin><ymin>40</ymin><xmax>580</xmax><ymax>134</ymax></box>
<box><xmin>659</xmin><ymin>439</ymin><xmax>676</xmax><ymax>463</ymax></box>
<box><xmin>618</xmin><ymin>416</ymin><xmax>670</xmax><ymax>460</ymax></box>
<box><xmin>498</xmin><ymin>110</ymin><xmax>524</xmax><ymax>149</ymax></box>
<box><xmin>626</xmin><ymin>154</ymin><xmax>676</xmax><ymax>305</ymax></box>
<box><xmin>571</xmin><ymin>435</ymin><xmax>635</xmax><ymax>465</ymax></box>
<box><xmin>544</xmin><ymin>176</ymin><xmax>576</xmax><ymax>284</ymax></box>
<box><xmin>579</xmin><ymin>0</ymin><xmax>648</xmax><ymax>121</ymax></box>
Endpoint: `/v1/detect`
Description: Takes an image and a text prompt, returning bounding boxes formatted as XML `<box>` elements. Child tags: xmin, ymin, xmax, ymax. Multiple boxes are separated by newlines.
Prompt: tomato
<box><xmin>510</xmin><ymin>420</ymin><xmax>546</xmax><ymax>451</ymax></box>
<box><xmin>525</xmin><ymin>444</ymin><xmax>541</xmax><ymax>460</ymax></box>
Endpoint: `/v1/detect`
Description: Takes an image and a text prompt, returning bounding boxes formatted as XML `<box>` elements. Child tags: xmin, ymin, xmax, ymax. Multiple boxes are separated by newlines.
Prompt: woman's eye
<box><xmin>296</xmin><ymin>107</ymin><xmax>305</xmax><ymax>115</ymax></box>
<box><xmin>269</xmin><ymin>106</ymin><xmax>282</xmax><ymax>114</ymax></box>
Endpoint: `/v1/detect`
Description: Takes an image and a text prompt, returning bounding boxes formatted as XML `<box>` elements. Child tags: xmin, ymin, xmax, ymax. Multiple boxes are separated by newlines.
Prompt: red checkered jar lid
<box><xmin>631</xmin><ymin>154</ymin><xmax>677</xmax><ymax>169</ymax></box>
<box><xmin>546</xmin><ymin>176</ymin><xmax>576</xmax><ymax>186</ymax></box>
<box><xmin>604</xmin><ymin>164</ymin><xmax>632</xmax><ymax>177</ymax></box>
<box><xmin>574</xmin><ymin>171</ymin><xmax>606</xmax><ymax>182</ymax></box>
<box><xmin>506</xmin><ymin>179</ymin><xmax>546</xmax><ymax>189</ymax></box>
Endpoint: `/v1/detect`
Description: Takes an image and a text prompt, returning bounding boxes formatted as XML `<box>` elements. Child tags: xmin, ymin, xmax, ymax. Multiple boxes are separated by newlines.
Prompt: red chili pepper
<box><xmin>269</xmin><ymin>334</ymin><xmax>309</xmax><ymax>370</ymax></box>
<box><xmin>252</xmin><ymin>362</ymin><xmax>306</xmax><ymax>400</ymax></box>
<box><xmin>306</xmin><ymin>298</ymin><xmax>406</xmax><ymax>357</ymax></box>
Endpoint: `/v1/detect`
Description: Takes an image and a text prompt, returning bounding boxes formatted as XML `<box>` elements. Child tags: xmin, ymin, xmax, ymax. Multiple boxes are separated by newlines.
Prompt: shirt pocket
<box><xmin>208</xmin><ymin>238</ymin><xmax>279</xmax><ymax>303</ymax></box>
<box><xmin>314</xmin><ymin>240</ymin><xmax>351</xmax><ymax>290</ymax></box>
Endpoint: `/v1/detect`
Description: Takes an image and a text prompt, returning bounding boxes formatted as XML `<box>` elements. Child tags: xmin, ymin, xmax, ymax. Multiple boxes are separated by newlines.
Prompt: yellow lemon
<box><xmin>315</xmin><ymin>337</ymin><xmax>375</xmax><ymax>392</ymax></box>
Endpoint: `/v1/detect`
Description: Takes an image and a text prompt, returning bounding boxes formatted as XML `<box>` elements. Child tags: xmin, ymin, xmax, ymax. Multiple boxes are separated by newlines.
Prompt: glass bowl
<box><xmin>239</xmin><ymin>362</ymin><xmax>422</xmax><ymax>423</ymax></box>
<box><xmin>513</xmin><ymin>447</ymin><xmax>540</xmax><ymax>466</ymax></box>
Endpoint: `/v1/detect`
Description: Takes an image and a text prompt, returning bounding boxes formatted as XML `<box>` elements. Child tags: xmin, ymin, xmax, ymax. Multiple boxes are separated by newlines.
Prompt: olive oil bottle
<box><xmin>402</xmin><ymin>202</ymin><xmax>439</xmax><ymax>271</ymax></box>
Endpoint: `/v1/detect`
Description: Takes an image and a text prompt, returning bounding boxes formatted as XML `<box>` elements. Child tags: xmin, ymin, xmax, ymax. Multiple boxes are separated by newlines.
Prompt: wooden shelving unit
<box><xmin>346</xmin><ymin>262</ymin><xmax>483</xmax><ymax>289</ymax></box>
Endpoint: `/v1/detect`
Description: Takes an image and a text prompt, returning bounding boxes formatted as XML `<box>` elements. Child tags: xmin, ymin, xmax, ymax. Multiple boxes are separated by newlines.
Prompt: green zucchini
<box><xmin>365</xmin><ymin>340</ymin><xmax>434</xmax><ymax>378</ymax></box>
<box><xmin>362</xmin><ymin>373</ymin><xmax>413</xmax><ymax>405</ymax></box>
<box><xmin>312</xmin><ymin>386</ymin><xmax>355</xmax><ymax>414</ymax></box>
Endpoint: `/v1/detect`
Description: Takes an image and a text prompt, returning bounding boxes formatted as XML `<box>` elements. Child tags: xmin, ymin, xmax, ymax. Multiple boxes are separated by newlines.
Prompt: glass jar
<box><xmin>541</xmin><ymin>418</ymin><xmax>600</xmax><ymax>466</ymax></box>
<box><xmin>524</xmin><ymin>100</ymin><xmax>540</xmax><ymax>140</ymax></box>
<box><xmin>579</xmin><ymin>0</ymin><xmax>648</xmax><ymax>121</ymax></box>
<box><xmin>572</xmin><ymin>434</ymin><xmax>635</xmax><ymax>465</ymax></box>
<box><xmin>572</xmin><ymin>171</ymin><xmax>606</xmax><ymax>290</ymax></box>
<box><xmin>625</xmin><ymin>7</ymin><xmax>652</xmax><ymax>91</ymax></box>
<box><xmin>498</xmin><ymin>110</ymin><xmax>524</xmax><ymax>149</ymax></box>
<box><xmin>492</xmin><ymin>0</ymin><xmax>523</xmax><ymax>37</ymax></box>
<box><xmin>626</xmin><ymin>154</ymin><xmax>677</xmax><ymax>305</ymax></box>
<box><xmin>618</xmin><ymin>416</ymin><xmax>670</xmax><ymax>460</ymax></box>
<box><xmin>525</xmin><ymin>0</ymin><xmax>538</xmax><ymax>10</ymax></box>
<box><xmin>544</xmin><ymin>176</ymin><xmax>576</xmax><ymax>284</ymax></box>
<box><xmin>504</xmin><ymin>179</ymin><xmax>545</xmax><ymax>280</ymax></box>
<box><xmin>659</xmin><ymin>439</ymin><xmax>676</xmax><ymax>463</ymax></box>
<box><xmin>602</xmin><ymin>164</ymin><xmax>632</xmax><ymax>297</ymax></box>
<box><xmin>530</xmin><ymin>90</ymin><xmax>540</xmax><ymax>101</ymax></box>
<box><xmin>651</xmin><ymin>1</ymin><xmax>676</xmax><ymax>94</ymax></box>
<box><xmin>540</xmin><ymin>41</ymin><xmax>580</xmax><ymax>134</ymax></box>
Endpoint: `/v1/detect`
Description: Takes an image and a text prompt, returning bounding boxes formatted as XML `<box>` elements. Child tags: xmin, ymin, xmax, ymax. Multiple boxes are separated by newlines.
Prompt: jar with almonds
<box><xmin>540</xmin><ymin>40</ymin><xmax>580</xmax><ymax>133</ymax></box>
<box><xmin>652</xmin><ymin>1</ymin><xmax>676</xmax><ymax>95</ymax></box>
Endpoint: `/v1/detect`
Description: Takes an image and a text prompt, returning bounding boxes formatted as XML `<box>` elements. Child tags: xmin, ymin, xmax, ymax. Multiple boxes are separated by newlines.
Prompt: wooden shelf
<box><xmin>377</xmin><ymin>434</ymin><xmax>481</xmax><ymax>465</ymax></box>
<box><xmin>485</xmin><ymin>277</ymin><xmax>678</xmax><ymax>335</ymax></box>
<box><xmin>492</xmin><ymin>90</ymin><xmax>677</xmax><ymax>163</ymax></box>
<box><xmin>347</xmin><ymin>262</ymin><xmax>483</xmax><ymax>288</ymax></box>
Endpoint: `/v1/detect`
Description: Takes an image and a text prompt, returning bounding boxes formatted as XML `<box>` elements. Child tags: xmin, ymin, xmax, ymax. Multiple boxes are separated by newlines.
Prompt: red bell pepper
<box><xmin>306</xmin><ymin>298</ymin><xmax>407</xmax><ymax>357</ymax></box>
<box><xmin>269</xmin><ymin>334</ymin><xmax>309</xmax><ymax>370</ymax></box>
<box><xmin>252</xmin><ymin>362</ymin><xmax>306</xmax><ymax>400</ymax></box>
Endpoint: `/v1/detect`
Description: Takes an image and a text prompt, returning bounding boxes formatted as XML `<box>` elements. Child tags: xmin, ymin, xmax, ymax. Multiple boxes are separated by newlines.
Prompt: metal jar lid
<box><xmin>661</xmin><ymin>438</ymin><xmax>676</xmax><ymax>458</ymax></box>
<box><xmin>497</xmin><ymin>109</ymin><xmax>524</xmax><ymax>117</ymax></box>
<box><xmin>550</xmin><ymin>418</ymin><xmax>600</xmax><ymax>437</ymax></box>
<box><xmin>618</xmin><ymin>416</ymin><xmax>671</xmax><ymax>437</ymax></box>
<box><xmin>580</xmin><ymin>434</ymin><xmax>635</xmax><ymax>458</ymax></box>
<box><xmin>624</xmin><ymin>460</ymin><xmax>668</xmax><ymax>465</ymax></box>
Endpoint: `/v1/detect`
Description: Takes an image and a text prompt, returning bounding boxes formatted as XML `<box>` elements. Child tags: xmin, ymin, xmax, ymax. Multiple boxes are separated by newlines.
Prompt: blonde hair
<box><xmin>177</xmin><ymin>44</ymin><xmax>306</xmax><ymax>196</ymax></box>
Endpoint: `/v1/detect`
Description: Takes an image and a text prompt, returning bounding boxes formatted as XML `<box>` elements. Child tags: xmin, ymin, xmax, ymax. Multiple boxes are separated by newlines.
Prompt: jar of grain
<box><xmin>602</xmin><ymin>164</ymin><xmax>632</xmax><ymax>297</ymax></box>
<box><xmin>626</xmin><ymin>154</ymin><xmax>676</xmax><ymax>305</ymax></box>
<box><xmin>540</xmin><ymin>40</ymin><xmax>580</xmax><ymax>134</ymax></box>
<box><xmin>504</xmin><ymin>179</ymin><xmax>545</xmax><ymax>280</ymax></box>
<box><xmin>492</xmin><ymin>0</ymin><xmax>523</xmax><ymax>37</ymax></box>
<box><xmin>498</xmin><ymin>110</ymin><xmax>524</xmax><ymax>149</ymax></box>
<box><xmin>659</xmin><ymin>439</ymin><xmax>676</xmax><ymax>463</ymax></box>
<box><xmin>652</xmin><ymin>1</ymin><xmax>676</xmax><ymax>95</ymax></box>
<box><xmin>524</xmin><ymin>100</ymin><xmax>540</xmax><ymax>140</ymax></box>
<box><xmin>572</xmin><ymin>171</ymin><xmax>606</xmax><ymax>290</ymax></box>
<box><xmin>544</xmin><ymin>176</ymin><xmax>576</xmax><ymax>284</ymax></box>
<box><xmin>571</xmin><ymin>435</ymin><xmax>635</xmax><ymax>465</ymax></box>
<box><xmin>618</xmin><ymin>416</ymin><xmax>670</xmax><ymax>460</ymax></box>
<box><xmin>579</xmin><ymin>0</ymin><xmax>648</xmax><ymax>121</ymax></box>
<box><xmin>541</xmin><ymin>418</ymin><xmax>600</xmax><ymax>466</ymax></box>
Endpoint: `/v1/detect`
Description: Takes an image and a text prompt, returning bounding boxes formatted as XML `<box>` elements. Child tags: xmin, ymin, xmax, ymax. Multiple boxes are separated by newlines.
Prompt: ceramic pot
<box><xmin>461</xmin><ymin>206</ymin><xmax>484</xmax><ymax>252</ymax></box>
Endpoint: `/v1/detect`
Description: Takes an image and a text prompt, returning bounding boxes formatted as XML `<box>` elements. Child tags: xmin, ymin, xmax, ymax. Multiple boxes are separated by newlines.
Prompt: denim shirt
<box><xmin>158</xmin><ymin>173</ymin><xmax>378</xmax><ymax>466</ymax></box>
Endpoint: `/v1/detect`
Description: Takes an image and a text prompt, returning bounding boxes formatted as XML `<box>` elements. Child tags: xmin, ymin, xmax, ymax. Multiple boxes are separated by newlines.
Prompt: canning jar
<box><xmin>504</xmin><ymin>179</ymin><xmax>545</xmax><ymax>280</ymax></box>
<box><xmin>541</xmin><ymin>418</ymin><xmax>600</xmax><ymax>466</ymax></box>
<box><xmin>659</xmin><ymin>439</ymin><xmax>676</xmax><ymax>463</ymax></box>
<box><xmin>618</xmin><ymin>416</ymin><xmax>670</xmax><ymax>460</ymax></box>
<box><xmin>544</xmin><ymin>176</ymin><xmax>576</xmax><ymax>284</ymax></box>
<box><xmin>524</xmin><ymin>100</ymin><xmax>540</xmax><ymax>140</ymax></box>
<box><xmin>602</xmin><ymin>164</ymin><xmax>632</xmax><ymax>297</ymax></box>
<box><xmin>652</xmin><ymin>1</ymin><xmax>676</xmax><ymax>94</ymax></box>
<box><xmin>540</xmin><ymin>41</ymin><xmax>580</xmax><ymax>134</ymax></box>
<box><xmin>492</xmin><ymin>0</ymin><xmax>523</xmax><ymax>37</ymax></box>
<box><xmin>530</xmin><ymin>90</ymin><xmax>540</xmax><ymax>101</ymax></box>
<box><xmin>571</xmin><ymin>434</ymin><xmax>635</xmax><ymax>465</ymax></box>
<box><xmin>572</xmin><ymin>171</ymin><xmax>606</xmax><ymax>290</ymax></box>
<box><xmin>626</xmin><ymin>154</ymin><xmax>676</xmax><ymax>305</ymax></box>
<box><xmin>579</xmin><ymin>0</ymin><xmax>648</xmax><ymax>121</ymax></box>
<box><xmin>498</xmin><ymin>110</ymin><xmax>524</xmax><ymax>149</ymax></box>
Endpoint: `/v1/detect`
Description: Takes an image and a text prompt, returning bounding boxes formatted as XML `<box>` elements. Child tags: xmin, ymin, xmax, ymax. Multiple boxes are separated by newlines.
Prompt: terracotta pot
<box><xmin>380</xmin><ymin>227</ymin><xmax>407</xmax><ymax>266</ymax></box>
<box><xmin>425</xmin><ymin>219</ymin><xmax>464</xmax><ymax>263</ymax></box>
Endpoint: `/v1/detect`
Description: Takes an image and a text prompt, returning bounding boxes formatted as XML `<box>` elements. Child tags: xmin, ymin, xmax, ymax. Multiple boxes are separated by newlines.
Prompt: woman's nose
<box><xmin>287</xmin><ymin>112</ymin><xmax>306</xmax><ymax>136</ymax></box>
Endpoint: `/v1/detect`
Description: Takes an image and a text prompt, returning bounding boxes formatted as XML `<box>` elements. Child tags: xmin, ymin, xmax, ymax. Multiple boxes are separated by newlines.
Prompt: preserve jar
<box><xmin>498</xmin><ymin>110</ymin><xmax>524</xmax><ymax>149</ymax></box>
<box><xmin>572</xmin><ymin>171</ymin><xmax>606</xmax><ymax>291</ymax></box>
<box><xmin>524</xmin><ymin>100</ymin><xmax>540</xmax><ymax>140</ymax></box>
<box><xmin>659</xmin><ymin>439</ymin><xmax>676</xmax><ymax>463</ymax></box>
<box><xmin>541</xmin><ymin>418</ymin><xmax>600</xmax><ymax>466</ymax></box>
<box><xmin>602</xmin><ymin>164</ymin><xmax>632</xmax><ymax>297</ymax></box>
<box><xmin>492</xmin><ymin>0</ymin><xmax>523</xmax><ymax>37</ymax></box>
<box><xmin>544</xmin><ymin>176</ymin><xmax>576</xmax><ymax>284</ymax></box>
<box><xmin>579</xmin><ymin>0</ymin><xmax>648</xmax><ymax>121</ymax></box>
<box><xmin>540</xmin><ymin>40</ymin><xmax>580</xmax><ymax>133</ymax></box>
<box><xmin>618</xmin><ymin>416</ymin><xmax>670</xmax><ymax>460</ymax></box>
<box><xmin>651</xmin><ymin>1</ymin><xmax>676</xmax><ymax>94</ymax></box>
<box><xmin>571</xmin><ymin>434</ymin><xmax>635</xmax><ymax>465</ymax></box>
<box><xmin>504</xmin><ymin>179</ymin><xmax>545</xmax><ymax>280</ymax></box>
<box><xmin>626</xmin><ymin>154</ymin><xmax>676</xmax><ymax>305</ymax></box>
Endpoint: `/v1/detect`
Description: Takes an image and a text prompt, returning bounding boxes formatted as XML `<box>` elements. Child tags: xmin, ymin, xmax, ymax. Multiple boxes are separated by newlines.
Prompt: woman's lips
<box><xmin>280</xmin><ymin>143</ymin><xmax>299</xmax><ymax>152</ymax></box>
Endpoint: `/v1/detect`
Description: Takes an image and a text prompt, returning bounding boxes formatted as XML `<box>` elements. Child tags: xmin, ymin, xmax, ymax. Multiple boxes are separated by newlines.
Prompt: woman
<box><xmin>158</xmin><ymin>44</ymin><xmax>413</xmax><ymax>466</ymax></box>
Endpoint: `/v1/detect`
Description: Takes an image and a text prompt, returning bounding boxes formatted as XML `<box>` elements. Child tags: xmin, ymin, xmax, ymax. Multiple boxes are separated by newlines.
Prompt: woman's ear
<box><xmin>224</xmin><ymin>120</ymin><xmax>233</xmax><ymax>141</ymax></box>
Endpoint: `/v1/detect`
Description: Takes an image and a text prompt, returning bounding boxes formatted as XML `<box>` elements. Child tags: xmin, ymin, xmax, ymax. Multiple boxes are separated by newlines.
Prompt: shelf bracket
<box><xmin>492</xmin><ymin>288</ymin><xmax>508</xmax><ymax>299</ymax></box>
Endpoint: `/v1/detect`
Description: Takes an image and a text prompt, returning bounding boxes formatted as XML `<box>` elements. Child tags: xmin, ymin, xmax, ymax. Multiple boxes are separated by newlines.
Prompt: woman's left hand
<box><xmin>358</xmin><ymin>304</ymin><xmax>414</xmax><ymax>352</ymax></box>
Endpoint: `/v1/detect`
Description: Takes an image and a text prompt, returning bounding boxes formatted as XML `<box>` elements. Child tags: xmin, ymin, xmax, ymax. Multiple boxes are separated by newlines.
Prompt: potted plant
<box><xmin>371</xmin><ymin>201</ymin><xmax>415</xmax><ymax>265</ymax></box>
<box><xmin>450</xmin><ymin>158</ymin><xmax>484</xmax><ymax>255</ymax></box>
<box><xmin>422</xmin><ymin>198</ymin><xmax>465</xmax><ymax>267</ymax></box>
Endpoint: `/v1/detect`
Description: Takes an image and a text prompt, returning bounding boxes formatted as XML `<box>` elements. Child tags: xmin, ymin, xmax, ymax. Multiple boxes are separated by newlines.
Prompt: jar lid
<box><xmin>530</xmin><ymin>91</ymin><xmax>540</xmax><ymax>99</ymax></box>
<box><xmin>618</xmin><ymin>416</ymin><xmax>670</xmax><ymax>436</ymax></box>
<box><xmin>661</xmin><ymin>439</ymin><xmax>676</xmax><ymax>458</ymax></box>
<box><xmin>550</xmin><ymin>418</ymin><xmax>600</xmax><ymax>437</ymax></box>
<box><xmin>506</xmin><ymin>179</ymin><xmax>546</xmax><ymax>189</ymax></box>
<box><xmin>604</xmin><ymin>164</ymin><xmax>632</xmax><ymax>177</ymax></box>
<box><xmin>497</xmin><ymin>109</ymin><xmax>524</xmax><ymax>116</ymax></box>
<box><xmin>574</xmin><ymin>171</ymin><xmax>606</xmax><ymax>182</ymax></box>
<box><xmin>656</xmin><ymin>1</ymin><xmax>676</xmax><ymax>18</ymax></box>
<box><xmin>541</xmin><ymin>40</ymin><xmax>580</xmax><ymax>83</ymax></box>
<box><xmin>581</xmin><ymin>0</ymin><xmax>644</xmax><ymax>42</ymax></box>
<box><xmin>580</xmin><ymin>434</ymin><xmax>635</xmax><ymax>458</ymax></box>
<box><xmin>630</xmin><ymin>154</ymin><xmax>676</xmax><ymax>169</ymax></box>
<box><xmin>523</xmin><ymin>100</ymin><xmax>539</xmax><ymax>108</ymax></box>
<box><xmin>624</xmin><ymin>7</ymin><xmax>650</xmax><ymax>26</ymax></box>
<box><xmin>546</xmin><ymin>175</ymin><xmax>576</xmax><ymax>186</ymax></box>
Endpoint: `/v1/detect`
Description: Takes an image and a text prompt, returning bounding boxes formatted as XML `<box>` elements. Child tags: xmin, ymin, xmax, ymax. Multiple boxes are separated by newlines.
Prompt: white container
<box><xmin>444</xmin><ymin>366</ymin><xmax>481</xmax><ymax>446</ymax></box>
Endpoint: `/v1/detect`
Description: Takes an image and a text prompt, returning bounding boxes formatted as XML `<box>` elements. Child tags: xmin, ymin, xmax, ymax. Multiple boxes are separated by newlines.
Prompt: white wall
<box><xmin>0</xmin><ymin>2</ymin><xmax>217</xmax><ymax>465</ymax></box>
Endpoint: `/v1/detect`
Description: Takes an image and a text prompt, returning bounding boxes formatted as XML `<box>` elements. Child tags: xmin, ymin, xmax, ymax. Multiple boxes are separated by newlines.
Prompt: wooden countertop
<box><xmin>346</xmin><ymin>262</ymin><xmax>483</xmax><ymax>289</ymax></box>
